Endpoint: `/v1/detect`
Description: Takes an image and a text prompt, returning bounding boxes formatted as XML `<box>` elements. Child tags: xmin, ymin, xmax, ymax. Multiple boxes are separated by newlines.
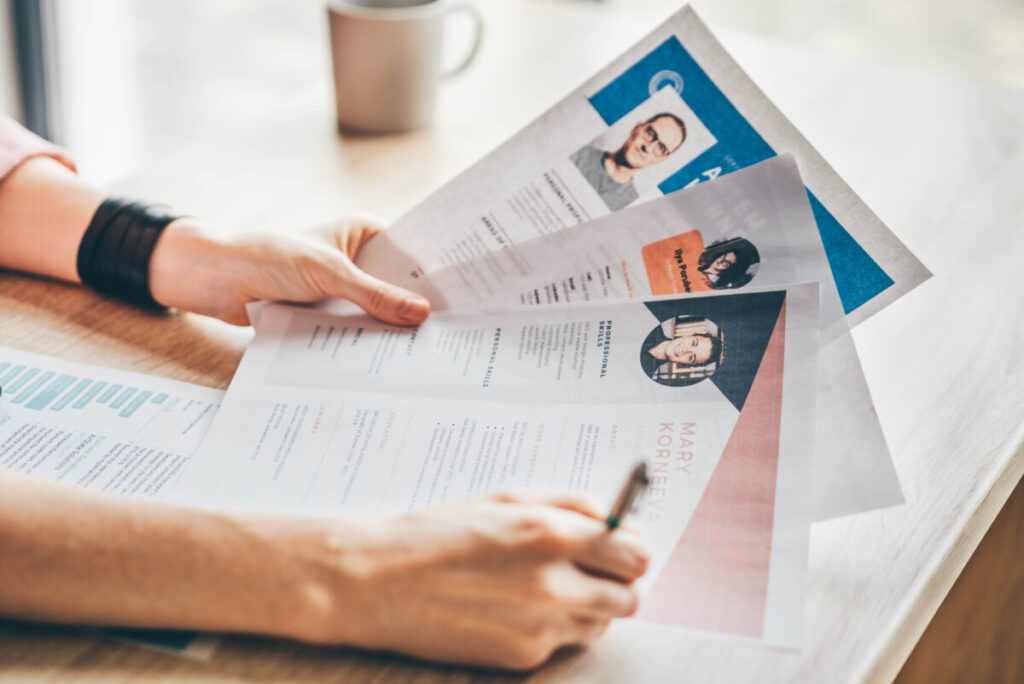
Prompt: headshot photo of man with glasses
<box><xmin>571</xmin><ymin>112</ymin><xmax>687</xmax><ymax>210</ymax></box>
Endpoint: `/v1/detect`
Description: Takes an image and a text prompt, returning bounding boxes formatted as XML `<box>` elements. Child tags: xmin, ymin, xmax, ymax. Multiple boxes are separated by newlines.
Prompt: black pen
<box><xmin>605</xmin><ymin>462</ymin><xmax>649</xmax><ymax>529</ymax></box>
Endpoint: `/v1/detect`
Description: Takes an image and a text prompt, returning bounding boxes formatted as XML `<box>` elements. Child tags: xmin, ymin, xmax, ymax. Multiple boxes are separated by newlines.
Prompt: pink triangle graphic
<box><xmin>636</xmin><ymin>300</ymin><xmax>787</xmax><ymax>637</ymax></box>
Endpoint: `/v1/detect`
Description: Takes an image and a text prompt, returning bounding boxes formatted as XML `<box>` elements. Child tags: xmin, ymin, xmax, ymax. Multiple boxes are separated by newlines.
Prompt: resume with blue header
<box><xmin>354</xmin><ymin>5</ymin><xmax>929</xmax><ymax>329</ymax></box>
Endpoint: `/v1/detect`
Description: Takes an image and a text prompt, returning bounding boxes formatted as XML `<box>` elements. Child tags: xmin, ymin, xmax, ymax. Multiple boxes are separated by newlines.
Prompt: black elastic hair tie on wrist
<box><xmin>76</xmin><ymin>197</ymin><xmax>182</xmax><ymax>310</ymax></box>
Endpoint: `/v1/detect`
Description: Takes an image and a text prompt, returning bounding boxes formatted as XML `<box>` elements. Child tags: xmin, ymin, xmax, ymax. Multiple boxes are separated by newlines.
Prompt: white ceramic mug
<box><xmin>327</xmin><ymin>0</ymin><xmax>483</xmax><ymax>133</ymax></box>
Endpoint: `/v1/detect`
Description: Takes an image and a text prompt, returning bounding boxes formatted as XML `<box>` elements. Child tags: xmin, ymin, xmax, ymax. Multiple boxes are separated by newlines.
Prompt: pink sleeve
<box><xmin>0</xmin><ymin>115</ymin><xmax>76</xmax><ymax>182</ymax></box>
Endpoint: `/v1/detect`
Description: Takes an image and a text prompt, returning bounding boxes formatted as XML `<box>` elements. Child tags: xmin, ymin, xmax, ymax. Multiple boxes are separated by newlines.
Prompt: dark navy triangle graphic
<box><xmin>644</xmin><ymin>290</ymin><xmax>786</xmax><ymax>411</ymax></box>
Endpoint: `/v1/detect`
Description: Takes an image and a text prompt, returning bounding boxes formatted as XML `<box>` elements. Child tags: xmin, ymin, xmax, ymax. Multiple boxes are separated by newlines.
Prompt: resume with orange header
<box><xmin>175</xmin><ymin>284</ymin><xmax>819</xmax><ymax>648</ymax></box>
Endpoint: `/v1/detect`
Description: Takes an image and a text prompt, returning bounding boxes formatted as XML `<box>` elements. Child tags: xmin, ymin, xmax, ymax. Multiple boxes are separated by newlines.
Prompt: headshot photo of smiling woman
<box><xmin>697</xmin><ymin>237</ymin><xmax>760</xmax><ymax>290</ymax></box>
<box><xmin>639</xmin><ymin>315</ymin><xmax>725</xmax><ymax>387</ymax></box>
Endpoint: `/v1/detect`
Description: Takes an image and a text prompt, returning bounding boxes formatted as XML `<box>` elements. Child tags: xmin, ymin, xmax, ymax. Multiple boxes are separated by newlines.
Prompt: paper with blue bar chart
<box><xmin>0</xmin><ymin>346</ymin><xmax>222</xmax><ymax>658</ymax></box>
<box><xmin>355</xmin><ymin>4</ymin><xmax>929</xmax><ymax>330</ymax></box>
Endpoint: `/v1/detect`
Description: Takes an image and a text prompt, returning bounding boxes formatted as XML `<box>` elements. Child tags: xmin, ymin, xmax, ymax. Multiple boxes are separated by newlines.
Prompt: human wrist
<box><xmin>147</xmin><ymin>218</ymin><xmax>239</xmax><ymax>315</ymax></box>
<box><xmin>243</xmin><ymin>514</ymin><xmax>385</xmax><ymax>646</ymax></box>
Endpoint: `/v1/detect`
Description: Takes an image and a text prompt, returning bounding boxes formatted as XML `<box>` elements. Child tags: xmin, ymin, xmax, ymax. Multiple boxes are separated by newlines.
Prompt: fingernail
<box><xmin>399</xmin><ymin>297</ymin><xmax>428</xmax><ymax>322</ymax></box>
<box><xmin>633</xmin><ymin>548</ymin><xmax>651</xmax><ymax>575</ymax></box>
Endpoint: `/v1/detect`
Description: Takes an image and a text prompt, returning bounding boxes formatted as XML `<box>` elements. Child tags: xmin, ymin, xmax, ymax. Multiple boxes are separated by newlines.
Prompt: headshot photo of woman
<box><xmin>639</xmin><ymin>315</ymin><xmax>725</xmax><ymax>387</ymax></box>
<box><xmin>697</xmin><ymin>237</ymin><xmax>760</xmax><ymax>290</ymax></box>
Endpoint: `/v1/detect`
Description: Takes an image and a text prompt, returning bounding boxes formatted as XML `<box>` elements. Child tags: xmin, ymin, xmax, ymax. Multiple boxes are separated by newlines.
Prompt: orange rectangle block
<box><xmin>641</xmin><ymin>230</ymin><xmax>712</xmax><ymax>295</ymax></box>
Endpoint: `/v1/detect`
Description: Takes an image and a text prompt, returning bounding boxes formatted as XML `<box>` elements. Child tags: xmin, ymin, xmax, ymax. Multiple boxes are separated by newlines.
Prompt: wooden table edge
<box><xmin>864</xmin><ymin>435</ymin><xmax>1024</xmax><ymax>683</ymax></box>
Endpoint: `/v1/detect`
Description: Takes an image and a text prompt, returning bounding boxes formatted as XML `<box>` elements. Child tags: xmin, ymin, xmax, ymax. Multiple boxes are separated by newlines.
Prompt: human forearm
<box><xmin>0</xmin><ymin>471</ymin><xmax>338</xmax><ymax>639</ymax></box>
<box><xmin>0</xmin><ymin>156</ymin><xmax>228</xmax><ymax>311</ymax></box>
<box><xmin>0</xmin><ymin>156</ymin><xmax>430</xmax><ymax>326</ymax></box>
<box><xmin>0</xmin><ymin>474</ymin><xmax>649</xmax><ymax>668</ymax></box>
<box><xmin>0</xmin><ymin>156</ymin><xmax>101</xmax><ymax>282</ymax></box>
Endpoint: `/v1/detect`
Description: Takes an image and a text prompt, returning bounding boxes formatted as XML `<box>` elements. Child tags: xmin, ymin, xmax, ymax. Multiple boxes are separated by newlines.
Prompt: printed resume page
<box><xmin>354</xmin><ymin>6</ymin><xmax>929</xmax><ymax>329</ymax></box>
<box><xmin>176</xmin><ymin>285</ymin><xmax>819</xmax><ymax>647</ymax></box>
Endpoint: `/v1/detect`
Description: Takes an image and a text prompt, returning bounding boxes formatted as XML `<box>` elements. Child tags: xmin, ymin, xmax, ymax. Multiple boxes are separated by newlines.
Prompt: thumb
<box><xmin>331</xmin><ymin>261</ymin><xmax>431</xmax><ymax>325</ymax></box>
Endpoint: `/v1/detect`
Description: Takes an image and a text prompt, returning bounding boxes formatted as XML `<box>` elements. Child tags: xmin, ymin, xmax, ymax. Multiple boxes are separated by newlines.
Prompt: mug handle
<box><xmin>440</xmin><ymin>3</ymin><xmax>484</xmax><ymax>79</ymax></box>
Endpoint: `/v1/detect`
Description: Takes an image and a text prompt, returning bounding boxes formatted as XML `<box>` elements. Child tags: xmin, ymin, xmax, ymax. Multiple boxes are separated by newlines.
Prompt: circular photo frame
<box><xmin>639</xmin><ymin>315</ymin><xmax>725</xmax><ymax>387</ymax></box>
<box><xmin>697</xmin><ymin>237</ymin><xmax>761</xmax><ymax>290</ymax></box>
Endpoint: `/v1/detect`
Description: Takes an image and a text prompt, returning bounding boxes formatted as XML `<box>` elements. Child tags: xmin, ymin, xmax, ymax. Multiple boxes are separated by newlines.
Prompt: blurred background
<box><xmin>1</xmin><ymin>0</ymin><xmax>1022</xmax><ymax>187</ymax></box>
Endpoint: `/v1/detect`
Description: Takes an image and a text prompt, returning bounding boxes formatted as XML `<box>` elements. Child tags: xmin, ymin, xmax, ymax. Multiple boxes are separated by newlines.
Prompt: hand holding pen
<box><xmin>605</xmin><ymin>462</ymin><xmax>650</xmax><ymax>530</ymax></box>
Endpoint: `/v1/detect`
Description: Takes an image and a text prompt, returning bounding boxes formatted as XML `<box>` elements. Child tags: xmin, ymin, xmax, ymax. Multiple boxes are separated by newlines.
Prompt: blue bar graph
<box><xmin>13</xmin><ymin>371</ymin><xmax>55</xmax><ymax>404</ymax></box>
<box><xmin>51</xmin><ymin>378</ymin><xmax>92</xmax><ymax>411</ymax></box>
<box><xmin>97</xmin><ymin>384</ymin><xmax>122</xmax><ymax>404</ymax></box>
<box><xmin>110</xmin><ymin>387</ymin><xmax>137</xmax><ymax>409</ymax></box>
<box><xmin>152</xmin><ymin>393</ymin><xmax>169</xmax><ymax>405</ymax></box>
<box><xmin>0</xmin><ymin>364</ymin><xmax>24</xmax><ymax>385</ymax></box>
<box><xmin>0</xmin><ymin>362</ymin><xmax>9</xmax><ymax>375</ymax></box>
<box><xmin>119</xmin><ymin>390</ymin><xmax>153</xmax><ymax>418</ymax></box>
<box><xmin>26</xmin><ymin>374</ymin><xmax>77</xmax><ymax>410</ymax></box>
<box><xmin>6</xmin><ymin>367</ymin><xmax>40</xmax><ymax>394</ymax></box>
<box><xmin>73</xmin><ymin>381</ymin><xmax>108</xmax><ymax>409</ymax></box>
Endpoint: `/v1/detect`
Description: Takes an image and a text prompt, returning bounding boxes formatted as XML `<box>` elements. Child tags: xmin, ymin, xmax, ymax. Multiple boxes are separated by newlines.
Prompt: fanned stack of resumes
<box><xmin>0</xmin><ymin>7</ymin><xmax>928</xmax><ymax>651</ymax></box>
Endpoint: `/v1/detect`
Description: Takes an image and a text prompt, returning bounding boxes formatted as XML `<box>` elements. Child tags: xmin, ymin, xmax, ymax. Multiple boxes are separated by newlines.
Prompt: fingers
<box><xmin>569</xmin><ymin>613</ymin><xmax>611</xmax><ymax>643</ymax></box>
<box><xmin>490</xmin><ymin>561</ymin><xmax>631</xmax><ymax>669</ymax></box>
<box><xmin>311</xmin><ymin>216</ymin><xmax>430</xmax><ymax>325</ymax></box>
<box><xmin>559</xmin><ymin>569</ymin><xmax>641</xmax><ymax>619</ymax></box>
<box><xmin>530</xmin><ymin>562</ymin><xmax>638</xmax><ymax>631</ymax></box>
<box><xmin>492</xmin><ymin>491</ymin><xmax>649</xmax><ymax>582</ymax></box>
<box><xmin>517</xmin><ymin>498</ymin><xmax>649</xmax><ymax>582</ymax></box>
<box><xmin>497</xmin><ymin>613</ymin><xmax>611</xmax><ymax>671</ymax></box>
<box><xmin>328</xmin><ymin>214</ymin><xmax>388</xmax><ymax>259</ymax></box>
<box><xmin>484</xmin><ymin>499</ymin><xmax>648</xmax><ymax>619</ymax></box>
<box><xmin>570</xmin><ymin>527</ymin><xmax>649</xmax><ymax>583</ymax></box>
<box><xmin>327</xmin><ymin>261</ymin><xmax>431</xmax><ymax>325</ymax></box>
<box><xmin>494</xmin><ymin>489</ymin><xmax>605</xmax><ymax>520</ymax></box>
